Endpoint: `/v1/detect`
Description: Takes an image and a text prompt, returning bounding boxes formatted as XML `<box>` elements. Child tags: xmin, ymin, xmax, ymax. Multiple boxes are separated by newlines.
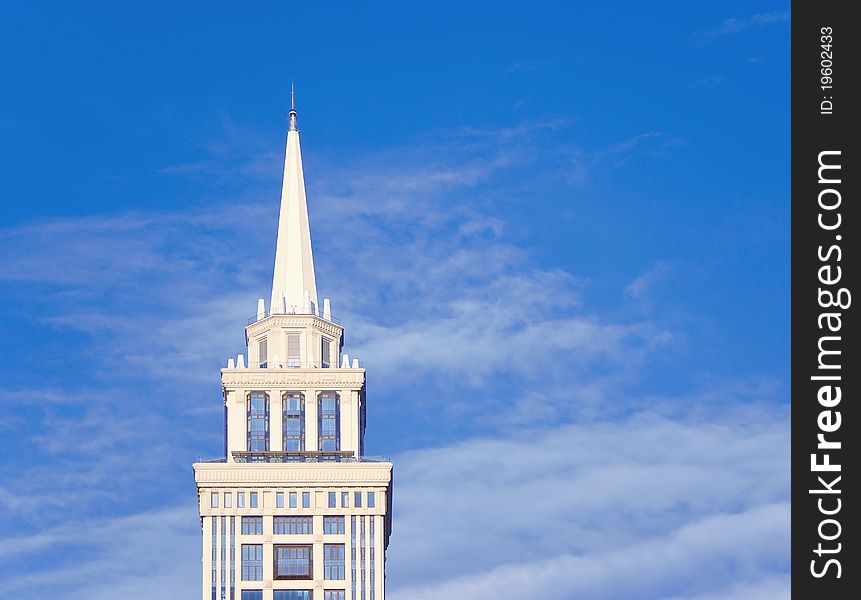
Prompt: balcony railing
<box><xmin>231</xmin><ymin>451</ymin><xmax>390</xmax><ymax>463</ymax></box>
<box><xmin>248</xmin><ymin>308</ymin><xmax>341</xmax><ymax>326</ymax></box>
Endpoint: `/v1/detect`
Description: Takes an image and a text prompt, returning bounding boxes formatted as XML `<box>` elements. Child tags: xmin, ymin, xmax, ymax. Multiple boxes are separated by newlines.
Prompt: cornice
<box><xmin>193</xmin><ymin>462</ymin><xmax>393</xmax><ymax>486</ymax></box>
<box><xmin>221</xmin><ymin>369</ymin><xmax>365</xmax><ymax>388</ymax></box>
<box><xmin>246</xmin><ymin>314</ymin><xmax>343</xmax><ymax>337</ymax></box>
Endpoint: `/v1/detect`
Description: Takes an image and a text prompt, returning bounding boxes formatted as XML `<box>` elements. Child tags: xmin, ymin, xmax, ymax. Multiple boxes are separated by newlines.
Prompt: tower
<box><xmin>193</xmin><ymin>96</ymin><xmax>394</xmax><ymax>600</ymax></box>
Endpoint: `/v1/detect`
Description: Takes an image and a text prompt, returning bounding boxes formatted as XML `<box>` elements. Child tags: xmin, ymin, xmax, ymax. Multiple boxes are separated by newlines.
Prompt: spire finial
<box><xmin>288</xmin><ymin>82</ymin><xmax>298</xmax><ymax>131</ymax></box>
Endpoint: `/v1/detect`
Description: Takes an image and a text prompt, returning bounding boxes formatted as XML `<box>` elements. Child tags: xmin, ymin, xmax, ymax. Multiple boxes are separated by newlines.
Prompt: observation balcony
<box><xmin>196</xmin><ymin>452</ymin><xmax>390</xmax><ymax>464</ymax></box>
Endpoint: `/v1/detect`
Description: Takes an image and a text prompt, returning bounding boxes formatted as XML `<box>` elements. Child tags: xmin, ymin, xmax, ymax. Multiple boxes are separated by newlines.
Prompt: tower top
<box><xmin>270</xmin><ymin>89</ymin><xmax>317</xmax><ymax>314</ymax></box>
<box><xmin>288</xmin><ymin>82</ymin><xmax>298</xmax><ymax>132</ymax></box>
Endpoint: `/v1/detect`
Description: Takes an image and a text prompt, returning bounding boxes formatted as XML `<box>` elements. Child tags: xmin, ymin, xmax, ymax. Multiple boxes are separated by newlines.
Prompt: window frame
<box><xmin>273</xmin><ymin>544</ymin><xmax>313</xmax><ymax>580</ymax></box>
<box><xmin>241</xmin><ymin>544</ymin><xmax>264</xmax><ymax>581</ymax></box>
<box><xmin>241</xmin><ymin>516</ymin><xmax>263</xmax><ymax>535</ymax></box>
<box><xmin>282</xmin><ymin>391</ymin><xmax>306</xmax><ymax>452</ymax></box>
<box><xmin>323</xmin><ymin>515</ymin><xmax>345</xmax><ymax>535</ymax></box>
<box><xmin>323</xmin><ymin>543</ymin><xmax>346</xmax><ymax>580</ymax></box>
<box><xmin>247</xmin><ymin>392</ymin><xmax>270</xmax><ymax>452</ymax></box>
<box><xmin>318</xmin><ymin>392</ymin><xmax>341</xmax><ymax>451</ymax></box>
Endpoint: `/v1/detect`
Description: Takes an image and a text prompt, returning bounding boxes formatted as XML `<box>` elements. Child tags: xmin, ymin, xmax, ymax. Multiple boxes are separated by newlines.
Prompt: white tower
<box><xmin>193</xmin><ymin>95</ymin><xmax>393</xmax><ymax>600</ymax></box>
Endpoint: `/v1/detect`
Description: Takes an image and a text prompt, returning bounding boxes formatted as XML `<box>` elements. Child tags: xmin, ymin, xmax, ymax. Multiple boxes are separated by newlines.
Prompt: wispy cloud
<box><xmin>695</xmin><ymin>11</ymin><xmax>790</xmax><ymax>44</ymax></box>
<box><xmin>387</xmin><ymin>405</ymin><xmax>789</xmax><ymax>599</ymax></box>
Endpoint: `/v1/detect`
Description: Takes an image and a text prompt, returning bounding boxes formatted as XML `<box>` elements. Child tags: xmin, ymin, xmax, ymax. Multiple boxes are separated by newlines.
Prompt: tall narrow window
<box><xmin>302</xmin><ymin>491</ymin><xmax>311</xmax><ymax>508</ymax></box>
<box><xmin>282</xmin><ymin>392</ymin><xmax>305</xmax><ymax>452</ymax></box>
<box><xmin>230</xmin><ymin>516</ymin><xmax>236</xmax><ymax>600</ymax></box>
<box><xmin>247</xmin><ymin>392</ymin><xmax>269</xmax><ymax>451</ymax></box>
<box><xmin>369</xmin><ymin>517</ymin><xmax>375</xmax><ymax>600</ymax></box>
<box><xmin>258</xmin><ymin>338</ymin><xmax>268</xmax><ymax>368</ymax></box>
<box><xmin>318</xmin><ymin>392</ymin><xmax>340</xmax><ymax>451</ymax></box>
<box><xmin>351</xmin><ymin>516</ymin><xmax>357</xmax><ymax>600</ymax></box>
<box><xmin>211</xmin><ymin>517</ymin><xmax>217</xmax><ymax>600</ymax></box>
<box><xmin>321</xmin><ymin>337</ymin><xmax>331</xmax><ymax>368</ymax></box>
<box><xmin>287</xmin><ymin>334</ymin><xmax>300</xmax><ymax>368</ymax></box>
<box><xmin>328</xmin><ymin>492</ymin><xmax>337</xmax><ymax>508</ymax></box>
<box><xmin>274</xmin><ymin>544</ymin><xmax>312</xmax><ymax>579</ymax></box>
<box><xmin>221</xmin><ymin>516</ymin><xmax>226</xmax><ymax>594</ymax></box>
<box><xmin>324</xmin><ymin>544</ymin><xmax>346</xmax><ymax>580</ymax></box>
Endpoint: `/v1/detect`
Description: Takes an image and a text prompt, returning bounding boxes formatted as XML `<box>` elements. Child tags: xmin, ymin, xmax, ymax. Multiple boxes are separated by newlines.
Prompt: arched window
<box><xmin>318</xmin><ymin>392</ymin><xmax>340</xmax><ymax>451</ymax></box>
<box><xmin>283</xmin><ymin>392</ymin><xmax>305</xmax><ymax>452</ymax></box>
<box><xmin>247</xmin><ymin>392</ymin><xmax>269</xmax><ymax>451</ymax></box>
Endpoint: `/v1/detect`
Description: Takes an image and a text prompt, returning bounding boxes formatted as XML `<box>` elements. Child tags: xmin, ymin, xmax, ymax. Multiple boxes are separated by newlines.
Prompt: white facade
<box><xmin>193</xmin><ymin>100</ymin><xmax>393</xmax><ymax>600</ymax></box>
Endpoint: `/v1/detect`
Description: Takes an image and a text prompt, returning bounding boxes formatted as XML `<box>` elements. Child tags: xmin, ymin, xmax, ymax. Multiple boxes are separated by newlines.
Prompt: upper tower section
<box><xmin>270</xmin><ymin>88</ymin><xmax>318</xmax><ymax>315</ymax></box>
<box><xmin>220</xmin><ymin>94</ymin><xmax>369</xmax><ymax>462</ymax></box>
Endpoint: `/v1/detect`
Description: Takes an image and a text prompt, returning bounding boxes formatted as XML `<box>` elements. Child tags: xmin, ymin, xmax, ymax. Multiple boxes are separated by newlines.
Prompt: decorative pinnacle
<box><xmin>288</xmin><ymin>82</ymin><xmax>298</xmax><ymax>131</ymax></box>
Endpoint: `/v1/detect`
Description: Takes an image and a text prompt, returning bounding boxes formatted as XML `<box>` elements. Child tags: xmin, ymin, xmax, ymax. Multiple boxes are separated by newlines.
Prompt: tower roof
<box><xmin>270</xmin><ymin>93</ymin><xmax>318</xmax><ymax>314</ymax></box>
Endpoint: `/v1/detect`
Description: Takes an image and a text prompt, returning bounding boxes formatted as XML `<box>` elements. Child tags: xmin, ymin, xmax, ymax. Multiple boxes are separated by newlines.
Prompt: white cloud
<box><xmin>387</xmin><ymin>407</ymin><xmax>789</xmax><ymax>599</ymax></box>
<box><xmin>695</xmin><ymin>11</ymin><xmax>790</xmax><ymax>44</ymax></box>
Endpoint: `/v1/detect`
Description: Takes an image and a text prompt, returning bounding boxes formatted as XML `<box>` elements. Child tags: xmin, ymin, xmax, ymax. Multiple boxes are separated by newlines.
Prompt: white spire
<box><xmin>271</xmin><ymin>89</ymin><xmax>318</xmax><ymax>314</ymax></box>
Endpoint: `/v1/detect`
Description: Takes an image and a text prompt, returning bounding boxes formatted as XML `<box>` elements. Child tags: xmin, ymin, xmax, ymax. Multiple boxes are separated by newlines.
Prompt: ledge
<box><xmin>193</xmin><ymin>460</ymin><xmax>393</xmax><ymax>486</ymax></box>
<box><xmin>221</xmin><ymin>368</ymin><xmax>365</xmax><ymax>388</ymax></box>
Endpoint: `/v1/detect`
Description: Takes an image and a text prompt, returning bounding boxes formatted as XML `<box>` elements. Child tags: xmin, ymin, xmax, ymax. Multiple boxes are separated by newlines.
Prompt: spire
<box><xmin>271</xmin><ymin>90</ymin><xmax>317</xmax><ymax>314</ymax></box>
<box><xmin>288</xmin><ymin>82</ymin><xmax>298</xmax><ymax>132</ymax></box>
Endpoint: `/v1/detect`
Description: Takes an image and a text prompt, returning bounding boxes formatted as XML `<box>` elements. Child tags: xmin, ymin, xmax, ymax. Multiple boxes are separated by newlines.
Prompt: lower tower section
<box><xmin>194</xmin><ymin>462</ymin><xmax>392</xmax><ymax>600</ymax></box>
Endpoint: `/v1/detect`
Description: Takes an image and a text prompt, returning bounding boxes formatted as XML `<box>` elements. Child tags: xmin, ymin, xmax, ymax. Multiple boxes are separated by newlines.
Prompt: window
<box><xmin>276</xmin><ymin>492</ymin><xmax>284</xmax><ymax>508</ymax></box>
<box><xmin>241</xmin><ymin>544</ymin><xmax>263</xmax><ymax>581</ymax></box>
<box><xmin>318</xmin><ymin>392</ymin><xmax>340</xmax><ymax>451</ymax></box>
<box><xmin>241</xmin><ymin>516</ymin><xmax>263</xmax><ymax>535</ymax></box>
<box><xmin>258</xmin><ymin>338</ymin><xmax>268</xmax><ymax>368</ymax></box>
<box><xmin>354</xmin><ymin>492</ymin><xmax>362</xmax><ymax>508</ymax></box>
<box><xmin>211</xmin><ymin>517</ymin><xmax>217</xmax><ymax>600</ymax></box>
<box><xmin>230</xmin><ymin>516</ymin><xmax>236</xmax><ymax>597</ymax></box>
<box><xmin>324</xmin><ymin>592</ymin><xmax>346</xmax><ymax>600</ymax></box>
<box><xmin>273</xmin><ymin>516</ymin><xmax>312</xmax><ymax>535</ymax></box>
<box><xmin>350</xmin><ymin>516</ymin><xmax>357</xmax><ymax>600</ymax></box>
<box><xmin>289</xmin><ymin>491</ymin><xmax>297</xmax><ymax>508</ymax></box>
<box><xmin>341</xmin><ymin>491</ymin><xmax>349</xmax><ymax>508</ymax></box>
<box><xmin>370</xmin><ymin>517</ymin><xmax>376</xmax><ymax>595</ymax></box>
<box><xmin>287</xmin><ymin>334</ymin><xmax>300</xmax><ymax>368</ymax></box>
<box><xmin>324</xmin><ymin>516</ymin><xmax>345</xmax><ymax>535</ymax></box>
<box><xmin>224</xmin><ymin>492</ymin><xmax>232</xmax><ymax>508</ymax></box>
<box><xmin>274</xmin><ymin>591</ymin><xmax>312</xmax><ymax>600</ymax></box>
<box><xmin>247</xmin><ymin>392</ymin><xmax>269</xmax><ymax>451</ymax></box>
<box><xmin>274</xmin><ymin>544</ymin><xmax>312</xmax><ymax>579</ymax></box>
<box><xmin>324</xmin><ymin>544</ymin><xmax>346</xmax><ymax>580</ymax></box>
<box><xmin>367</xmin><ymin>492</ymin><xmax>375</xmax><ymax>508</ymax></box>
<box><xmin>321</xmin><ymin>337</ymin><xmax>331</xmax><ymax>368</ymax></box>
<box><xmin>283</xmin><ymin>392</ymin><xmax>305</xmax><ymax>452</ymax></box>
<box><xmin>210</xmin><ymin>492</ymin><xmax>219</xmax><ymax>508</ymax></box>
<box><xmin>237</xmin><ymin>492</ymin><xmax>245</xmax><ymax>508</ymax></box>
<box><xmin>241</xmin><ymin>591</ymin><xmax>263</xmax><ymax>600</ymax></box>
<box><xmin>250</xmin><ymin>492</ymin><xmax>259</xmax><ymax>508</ymax></box>
<box><xmin>328</xmin><ymin>492</ymin><xmax>337</xmax><ymax>508</ymax></box>
<box><xmin>302</xmin><ymin>491</ymin><xmax>311</xmax><ymax>508</ymax></box>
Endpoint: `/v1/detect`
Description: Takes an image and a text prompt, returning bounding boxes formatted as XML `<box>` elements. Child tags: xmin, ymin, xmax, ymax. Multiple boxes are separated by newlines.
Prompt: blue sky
<box><xmin>0</xmin><ymin>2</ymin><xmax>789</xmax><ymax>598</ymax></box>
